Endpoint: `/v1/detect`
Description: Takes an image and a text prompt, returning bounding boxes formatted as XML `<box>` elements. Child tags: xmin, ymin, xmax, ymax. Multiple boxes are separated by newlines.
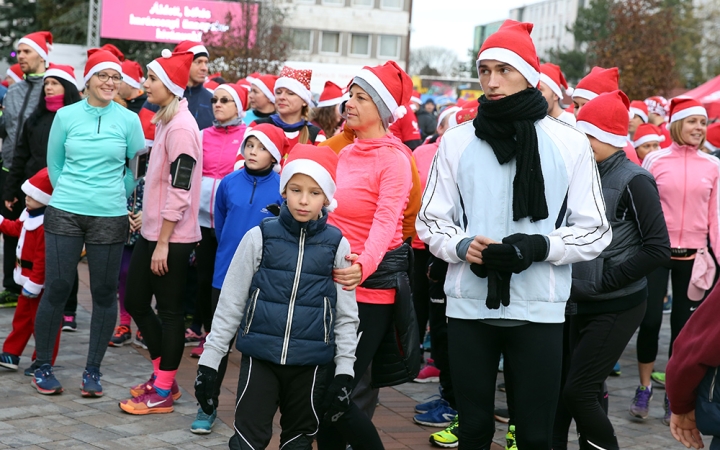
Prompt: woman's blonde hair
<box><xmin>298</xmin><ymin>104</ymin><xmax>310</xmax><ymax>144</ymax></box>
<box><xmin>152</xmin><ymin>96</ymin><xmax>180</xmax><ymax>125</ymax></box>
<box><xmin>670</xmin><ymin>117</ymin><xmax>706</xmax><ymax>148</ymax></box>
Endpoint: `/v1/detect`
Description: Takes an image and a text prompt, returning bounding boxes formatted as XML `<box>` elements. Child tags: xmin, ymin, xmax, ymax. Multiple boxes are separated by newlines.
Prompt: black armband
<box><xmin>170</xmin><ymin>154</ymin><xmax>196</xmax><ymax>190</ymax></box>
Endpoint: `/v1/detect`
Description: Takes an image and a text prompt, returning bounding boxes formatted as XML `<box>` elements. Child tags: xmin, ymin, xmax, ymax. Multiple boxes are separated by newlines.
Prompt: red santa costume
<box><xmin>0</xmin><ymin>168</ymin><xmax>60</xmax><ymax>370</ymax></box>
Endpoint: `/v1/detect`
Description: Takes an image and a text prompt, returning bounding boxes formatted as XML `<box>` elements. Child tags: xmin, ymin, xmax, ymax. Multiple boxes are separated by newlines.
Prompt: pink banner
<box><xmin>101</xmin><ymin>0</ymin><xmax>256</xmax><ymax>44</ymax></box>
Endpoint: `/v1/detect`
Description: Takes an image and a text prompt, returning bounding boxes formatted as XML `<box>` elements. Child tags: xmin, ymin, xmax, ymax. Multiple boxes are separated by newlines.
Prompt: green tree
<box><xmin>572</xmin><ymin>0</ymin><xmax>612</xmax><ymax>65</ymax></box>
<box><xmin>36</xmin><ymin>0</ymin><xmax>87</xmax><ymax>46</ymax></box>
<box><xmin>546</xmin><ymin>49</ymin><xmax>587</xmax><ymax>84</ymax></box>
<box><xmin>0</xmin><ymin>0</ymin><xmax>38</xmax><ymax>63</ymax></box>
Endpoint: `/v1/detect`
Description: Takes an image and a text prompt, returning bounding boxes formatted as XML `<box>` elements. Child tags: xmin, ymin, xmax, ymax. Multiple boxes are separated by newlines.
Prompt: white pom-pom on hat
<box><xmin>395</xmin><ymin>104</ymin><xmax>407</xmax><ymax>120</ymax></box>
<box><xmin>162</xmin><ymin>49</ymin><xmax>172</xmax><ymax>58</ymax></box>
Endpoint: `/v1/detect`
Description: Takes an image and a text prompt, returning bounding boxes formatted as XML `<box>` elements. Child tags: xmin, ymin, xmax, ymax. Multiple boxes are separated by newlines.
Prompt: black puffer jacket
<box><xmin>361</xmin><ymin>243</ymin><xmax>421</xmax><ymax>388</ymax></box>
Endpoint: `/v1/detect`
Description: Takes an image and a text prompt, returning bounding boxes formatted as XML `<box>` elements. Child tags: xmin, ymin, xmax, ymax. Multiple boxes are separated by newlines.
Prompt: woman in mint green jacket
<box><xmin>31</xmin><ymin>49</ymin><xmax>145</xmax><ymax>398</ymax></box>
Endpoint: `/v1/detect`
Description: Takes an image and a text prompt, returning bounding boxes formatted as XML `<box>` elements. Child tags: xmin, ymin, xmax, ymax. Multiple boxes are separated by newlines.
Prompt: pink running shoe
<box><xmin>119</xmin><ymin>391</ymin><xmax>174</xmax><ymax>415</ymax></box>
<box><xmin>184</xmin><ymin>328</ymin><xmax>204</xmax><ymax>347</ymax></box>
<box><xmin>191</xmin><ymin>337</ymin><xmax>205</xmax><ymax>358</ymax></box>
<box><xmin>129</xmin><ymin>374</ymin><xmax>181</xmax><ymax>400</ymax></box>
<box><xmin>414</xmin><ymin>364</ymin><xmax>441</xmax><ymax>383</ymax></box>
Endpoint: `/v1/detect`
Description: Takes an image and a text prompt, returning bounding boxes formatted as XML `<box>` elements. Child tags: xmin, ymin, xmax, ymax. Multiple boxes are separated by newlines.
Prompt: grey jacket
<box><xmin>2</xmin><ymin>75</ymin><xmax>45</xmax><ymax>169</ymax></box>
<box><xmin>199</xmin><ymin>226</ymin><xmax>360</xmax><ymax>377</ymax></box>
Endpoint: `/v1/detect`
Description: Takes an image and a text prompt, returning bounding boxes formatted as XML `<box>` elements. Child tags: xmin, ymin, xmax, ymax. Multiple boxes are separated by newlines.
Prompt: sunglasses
<box><xmin>211</xmin><ymin>97</ymin><xmax>234</xmax><ymax>104</ymax></box>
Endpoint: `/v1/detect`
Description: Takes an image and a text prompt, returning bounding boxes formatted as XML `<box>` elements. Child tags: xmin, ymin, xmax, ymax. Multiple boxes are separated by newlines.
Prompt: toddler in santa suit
<box><xmin>0</xmin><ymin>168</ymin><xmax>61</xmax><ymax>373</ymax></box>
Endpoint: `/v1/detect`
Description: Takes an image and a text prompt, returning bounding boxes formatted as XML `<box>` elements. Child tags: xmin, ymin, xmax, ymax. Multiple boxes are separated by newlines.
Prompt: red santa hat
<box><xmin>17</xmin><ymin>31</ymin><xmax>53</xmax><ymax>63</ymax></box>
<box><xmin>576</xmin><ymin>90</ymin><xmax>631</xmax><ymax>148</ymax></box>
<box><xmin>121</xmin><ymin>60</ymin><xmax>145</xmax><ymax>89</ymax></box>
<box><xmin>6</xmin><ymin>64</ymin><xmax>23</xmax><ymax>83</ymax></box>
<box><xmin>84</xmin><ymin>49</ymin><xmax>122</xmax><ymax>83</ymax></box>
<box><xmin>239</xmin><ymin>123</ymin><xmax>290</xmax><ymax>173</ymax></box>
<box><xmin>455</xmin><ymin>106</ymin><xmax>478</xmax><ymax>125</ymax></box>
<box><xmin>645</xmin><ymin>96</ymin><xmax>668</xmax><ymax>118</ymax></box>
<box><xmin>21</xmin><ymin>167</ymin><xmax>52</xmax><ymax>206</ymax></box>
<box><xmin>236</xmin><ymin>79</ymin><xmax>252</xmax><ymax>92</ymax></box>
<box><xmin>704</xmin><ymin>122</ymin><xmax>720</xmax><ymax>152</ymax></box>
<box><xmin>573</xmin><ymin>67</ymin><xmax>619</xmax><ymax>101</ymax></box>
<box><xmin>438</xmin><ymin>106</ymin><xmax>462</xmax><ymax>128</ymax></box>
<box><xmin>352</xmin><ymin>60</ymin><xmax>413</xmax><ymax>123</ymax></box>
<box><xmin>629</xmin><ymin>100</ymin><xmax>648</xmax><ymax>123</ymax></box>
<box><xmin>246</xmin><ymin>72</ymin><xmax>261</xmax><ymax>83</ymax></box>
<box><xmin>410</xmin><ymin>90</ymin><xmax>422</xmax><ymax>105</ymax></box>
<box><xmin>280</xmin><ymin>144</ymin><xmax>339</xmax><ymax>211</ymax></box>
<box><xmin>275</xmin><ymin>66</ymin><xmax>314</xmax><ymax>107</ymax></box>
<box><xmin>215</xmin><ymin>83</ymin><xmax>249</xmax><ymax>117</ymax></box>
<box><xmin>204</xmin><ymin>79</ymin><xmax>220</xmax><ymax>93</ymax></box>
<box><xmin>147</xmin><ymin>50</ymin><xmax>193</xmax><ymax>98</ymax></box>
<box><xmin>101</xmin><ymin>44</ymin><xmax>125</xmax><ymax>62</ymax></box>
<box><xmin>251</xmin><ymin>75</ymin><xmax>279</xmax><ymax>104</ymax></box>
<box><xmin>44</xmin><ymin>63</ymin><xmax>78</xmax><ymax>88</ymax></box>
<box><xmin>316</xmin><ymin>81</ymin><xmax>345</xmax><ymax>108</ymax></box>
<box><xmin>632</xmin><ymin>123</ymin><xmax>665</xmax><ymax>148</ymax></box>
<box><xmin>539</xmin><ymin>63</ymin><xmax>568</xmax><ymax>99</ymax></box>
<box><xmin>476</xmin><ymin>20</ymin><xmax>540</xmax><ymax>87</ymax></box>
<box><xmin>173</xmin><ymin>40</ymin><xmax>209</xmax><ymax>59</ymax></box>
<box><xmin>669</xmin><ymin>97</ymin><xmax>707</xmax><ymax>124</ymax></box>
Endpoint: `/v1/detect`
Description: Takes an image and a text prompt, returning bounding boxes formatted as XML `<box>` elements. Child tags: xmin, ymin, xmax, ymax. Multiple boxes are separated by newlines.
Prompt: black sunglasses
<box><xmin>211</xmin><ymin>97</ymin><xmax>234</xmax><ymax>104</ymax></box>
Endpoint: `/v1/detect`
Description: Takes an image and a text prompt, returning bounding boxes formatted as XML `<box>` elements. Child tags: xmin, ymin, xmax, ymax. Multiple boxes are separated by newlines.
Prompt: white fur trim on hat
<box><xmin>476</xmin><ymin>47</ymin><xmax>540</xmax><ymax>87</ymax></box>
<box><xmin>705</xmin><ymin>140</ymin><xmax>718</xmax><ymax>152</ymax></box>
<box><xmin>17</xmin><ymin>37</ymin><xmax>49</xmax><ymax>61</ymax></box>
<box><xmin>215</xmin><ymin>84</ymin><xmax>245</xmax><ymax>115</ymax></box>
<box><xmin>572</xmin><ymin>88</ymin><xmax>598</xmax><ymax>101</ymax></box>
<box><xmin>241</xmin><ymin>129</ymin><xmax>282</xmax><ymax>173</ymax></box>
<box><xmin>437</xmin><ymin>106</ymin><xmax>461</xmax><ymax>128</ymax></box>
<box><xmin>670</xmin><ymin>105</ymin><xmax>708</xmax><ymax>124</ymax></box>
<box><xmin>633</xmin><ymin>134</ymin><xmax>663</xmax><ymax>148</ymax></box>
<box><xmin>84</xmin><ymin>61</ymin><xmax>122</xmax><ymax>83</ymax></box>
<box><xmin>275</xmin><ymin>77</ymin><xmax>313</xmax><ymax>107</ymax></box>
<box><xmin>280</xmin><ymin>159</ymin><xmax>337</xmax><ymax>211</ymax></box>
<box><xmin>316</xmin><ymin>96</ymin><xmax>344</xmax><ymax>108</ymax></box>
<box><xmin>629</xmin><ymin>107</ymin><xmax>648</xmax><ymax>123</ymax></box>
<box><xmin>21</xmin><ymin>179</ymin><xmax>51</xmax><ymax>205</ymax></box>
<box><xmin>147</xmin><ymin>60</ymin><xmax>184</xmax><ymax>97</ymax></box>
<box><xmin>44</xmin><ymin>68</ymin><xmax>78</xmax><ymax>89</ymax></box>
<box><xmin>188</xmin><ymin>44</ymin><xmax>209</xmax><ymax>56</ymax></box>
<box><xmin>355</xmin><ymin>68</ymin><xmax>401</xmax><ymax>120</ymax></box>
<box><xmin>6</xmin><ymin>68</ymin><xmax>22</xmax><ymax>83</ymax></box>
<box><xmin>539</xmin><ymin>73</ymin><xmax>563</xmax><ymax>99</ymax></box>
<box><xmin>577</xmin><ymin>120</ymin><xmax>628</xmax><ymax>148</ymax></box>
<box><xmin>122</xmin><ymin>73</ymin><xmax>143</xmax><ymax>89</ymax></box>
<box><xmin>251</xmin><ymin>78</ymin><xmax>275</xmax><ymax>103</ymax></box>
<box><xmin>410</xmin><ymin>94</ymin><xmax>421</xmax><ymax>105</ymax></box>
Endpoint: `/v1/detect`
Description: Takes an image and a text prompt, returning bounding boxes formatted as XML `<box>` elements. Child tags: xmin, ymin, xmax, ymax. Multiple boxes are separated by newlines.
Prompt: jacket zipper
<box><xmin>97</xmin><ymin>116</ymin><xmax>102</xmax><ymax>134</ymax></box>
<box><xmin>281</xmin><ymin>228</ymin><xmax>306</xmax><ymax>364</ymax></box>
<box><xmin>243</xmin><ymin>288</ymin><xmax>260</xmax><ymax>335</ymax></box>
<box><xmin>323</xmin><ymin>297</ymin><xmax>332</xmax><ymax>344</ymax></box>
<box><xmin>249</xmin><ymin>179</ymin><xmax>257</xmax><ymax>204</ymax></box>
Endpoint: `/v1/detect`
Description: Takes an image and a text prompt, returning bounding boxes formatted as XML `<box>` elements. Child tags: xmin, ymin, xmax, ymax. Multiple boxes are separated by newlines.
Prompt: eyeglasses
<box><xmin>95</xmin><ymin>73</ymin><xmax>122</xmax><ymax>84</ymax></box>
<box><xmin>211</xmin><ymin>97</ymin><xmax>234</xmax><ymax>104</ymax></box>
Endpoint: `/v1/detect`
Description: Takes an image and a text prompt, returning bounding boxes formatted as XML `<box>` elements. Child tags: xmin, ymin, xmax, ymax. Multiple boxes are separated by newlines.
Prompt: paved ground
<box><xmin>0</xmin><ymin>259</ymin><xmax>692</xmax><ymax>449</ymax></box>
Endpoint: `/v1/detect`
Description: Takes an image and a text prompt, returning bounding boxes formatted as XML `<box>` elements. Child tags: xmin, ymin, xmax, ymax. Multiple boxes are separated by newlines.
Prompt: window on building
<box><xmin>380</xmin><ymin>0</ymin><xmax>403</xmax><ymax>10</ymax></box>
<box><xmin>320</xmin><ymin>32</ymin><xmax>341</xmax><ymax>54</ymax></box>
<box><xmin>378</xmin><ymin>35</ymin><xmax>400</xmax><ymax>59</ymax></box>
<box><xmin>352</xmin><ymin>0</ymin><xmax>373</xmax><ymax>6</ymax></box>
<box><xmin>294</xmin><ymin>0</ymin><xmax>315</xmax><ymax>3</ymax></box>
<box><xmin>322</xmin><ymin>0</ymin><xmax>344</xmax><ymax>5</ymax></box>
<box><xmin>350</xmin><ymin>34</ymin><xmax>371</xmax><ymax>56</ymax></box>
<box><xmin>292</xmin><ymin>29</ymin><xmax>312</xmax><ymax>52</ymax></box>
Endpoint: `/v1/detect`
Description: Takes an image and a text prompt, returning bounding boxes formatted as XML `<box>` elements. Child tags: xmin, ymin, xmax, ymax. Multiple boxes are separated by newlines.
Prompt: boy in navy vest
<box><xmin>195</xmin><ymin>144</ymin><xmax>359</xmax><ymax>450</ymax></box>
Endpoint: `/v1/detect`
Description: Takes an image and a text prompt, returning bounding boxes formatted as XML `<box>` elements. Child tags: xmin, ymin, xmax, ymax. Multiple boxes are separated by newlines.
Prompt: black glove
<box><xmin>485</xmin><ymin>269</ymin><xmax>512</xmax><ymax>309</ymax></box>
<box><xmin>481</xmin><ymin>234</ymin><xmax>548</xmax><ymax>274</ymax></box>
<box><xmin>194</xmin><ymin>365</ymin><xmax>218</xmax><ymax>415</ymax></box>
<box><xmin>322</xmin><ymin>375</ymin><xmax>353</xmax><ymax>423</ymax></box>
<box><xmin>427</xmin><ymin>257</ymin><xmax>449</xmax><ymax>282</ymax></box>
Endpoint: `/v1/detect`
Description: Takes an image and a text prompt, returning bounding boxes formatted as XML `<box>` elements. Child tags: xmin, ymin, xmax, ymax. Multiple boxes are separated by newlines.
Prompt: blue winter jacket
<box><xmin>142</xmin><ymin>83</ymin><xmax>214</xmax><ymax>131</ymax></box>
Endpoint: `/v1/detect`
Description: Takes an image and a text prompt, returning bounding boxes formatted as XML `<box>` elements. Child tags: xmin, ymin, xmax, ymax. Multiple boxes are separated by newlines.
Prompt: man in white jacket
<box><xmin>416</xmin><ymin>20</ymin><xmax>611</xmax><ymax>449</ymax></box>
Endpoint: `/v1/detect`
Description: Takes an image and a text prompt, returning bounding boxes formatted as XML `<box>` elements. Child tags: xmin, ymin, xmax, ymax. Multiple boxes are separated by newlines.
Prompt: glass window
<box><xmin>350</xmin><ymin>34</ymin><xmax>370</xmax><ymax>56</ymax></box>
<box><xmin>320</xmin><ymin>32</ymin><xmax>340</xmax><ymax>54</ymax></box>
<box><xmin>292</xmin><ymin>29</ymin><xmax>312</xmax><ymax>52</ymax></box>
<box><xmin>294</xmin><ymin>0</ymin><xmax>315</xmax><ymax>3</ymax></box>
<box><xmin>352</xmin><ymin>0</ymin><xmax>373</xmax><ymax>6</ymax></box>
<box><xmin>322</xmin><ymin>0</ymin><xmax>344</xmax><ymax>5</ymax></box>
<box><xmin>378</xmin><ymin>35</ymin><xmax>400</xmax><ymax>58</ymax></box>
<box><xmin>380</xmin><ymin>0</ymin><xmax>402</xmax><ymax>9</ymax></box>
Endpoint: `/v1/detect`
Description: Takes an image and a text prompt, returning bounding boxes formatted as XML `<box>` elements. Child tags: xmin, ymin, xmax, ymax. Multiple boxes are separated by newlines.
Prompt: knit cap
<box><xmin>173</xmin><ymin>40</ymin><xmax>209</xmax><ymax>59</ymax></box>
<box><xmin>121</xmin><ymin>60</ymin><xmax>145</xmax><ymax>89</ymax></box>
<box><xmin>44</xmin><ymin>63</ymin><xmax>78</xmax><ymax>88</ymax></box>
<box><xmin>669</xmin><ymin>97</ymin><xmax>707</xmax><ymax>124</ymax></box>
<box><xmin>6</xmin><ymin>64</ymin><xmax>23</xmax><ymax>83</ymax></box>
<box><xmin>275</xmin><ymin>66</ymin><xmax>313</xmax><ymax>107</ymax></box>
<box><xmin>317</xmin><ymin>81</ymin><xmax>345</xmax><ymax>108</ymax></box>
<box><xmin>477</xmin><ymin>20</ymin><xmax>540</xmax><ymax>86</ymax></box>
<box><xmin>280</xmin><ymin>144</ymin><xmax>339</xmax><ymax>211</ymax></box>
<box><xmin>632</xmin><ymin>123</ymin><xmax>665</xmax><ymax>148</ymax></box>
<box><xmin>238</xmin><ymin>123</ymin><xmax>290</xmax><ymax>172</ymax></box>
<box><xmin>576</xmin><ymin>90</ymin><xmax>631</xmax><ymax>148</ymax></box>
<box><xmin>146</xmin><ymin>50</ymin><xmax>194</xmax><ymax>97</ymax></box>
<box><xmin>573</xmin><ymin>67</ymin><xmax>619</xmax><ymax>101</ymax></box>
<box><xmin>215</xmin><ymin>83</ymin><xmax>249</xmax><ymax>118</ymax></box>
<box><xmin>352</xmin><ymin>61</ymin><xmax>413</xmax><ymax>124</ymax></box>
<box><xmin>629</xmin><ymin>100</ymin><xmax>648</xmax><ymax>123</ymax></box>
<box><xmin>84</xmin><ymin>49</ymin><xmax>122</xmax><ymax>83</ymax></box>
<box><xmin>251</xmin><ymin>75</ymin><xmax>279</xmax><ymax>103</ymax></box>
<box><xmin>18</xmin><ymin>31</ymin><xmax>53</xmax><ymax>64</ymax></box>
<box><xmin>539</xmin><ymin>63</ymin><xmax>568</xmax><ymax>98</ymax></box>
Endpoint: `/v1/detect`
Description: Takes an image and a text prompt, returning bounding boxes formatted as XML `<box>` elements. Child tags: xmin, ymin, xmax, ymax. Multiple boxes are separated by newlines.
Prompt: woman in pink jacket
<box><xmin>120</xmin><ymin>50</ymin><xmax>203</xmax><ymax>415</ymax></box>
<box><xmin>632</xmin><ymin>98</ymin><xmax>716</xmax><ymax>425</ymax></box>
<box><xmin>318</xmin><ymin>61</ymin><xmax>414</xmax><ymax>450</ymax></box>
<box><xmin>186</xmin><ymin>83</ymin><xmax>248</xmax><ymax>356</ymax></box>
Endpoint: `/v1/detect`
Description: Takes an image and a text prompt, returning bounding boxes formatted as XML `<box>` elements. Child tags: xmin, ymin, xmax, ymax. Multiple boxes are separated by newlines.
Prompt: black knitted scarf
<box><xmin>473</xmin><ymin>88</ymin><xmax>549</xmax><ymax>222</ymax></box>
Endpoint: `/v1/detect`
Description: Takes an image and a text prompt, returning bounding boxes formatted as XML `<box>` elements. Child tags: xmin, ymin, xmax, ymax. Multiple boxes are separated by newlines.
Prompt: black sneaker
<box><xmin>24</xmin><ymin>360</ymin><xmax>40</xmax><ymax>376</ymax></box>
<box><xmin>497</xmin><ymin>382</ymin><xmax>506</xmax><ymax>392</ymax></box>
<box><xmin>62</xmin><ymin>314</ymin><xmax>77</xmax><ymax>332</ymax></box>
<box><xmin>494</xmin><ymin>407</ymin><xmax>509</xmax><ymax>423</ymax></box>
<box><xmin>0</xmin><ymin>290</ymin><xmax>19</xmax><ymax>308</ymax></box>
<box><xmin>109</xmin><ymin>325</ymin><xmax>132</xmax><ymax>347</ymax></box>
<box><xmin>134</xmin><ymin>330</ymin><xmax>148</xmax><ymax>349</ymax></box>
<box><xmin>0</xmin><ymin>352</ymin><xmax>20</xmax><ymax>370</ymax></box>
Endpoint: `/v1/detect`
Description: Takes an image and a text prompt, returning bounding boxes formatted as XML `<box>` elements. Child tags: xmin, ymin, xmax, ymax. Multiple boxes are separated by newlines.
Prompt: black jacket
<box><xmin>126</xmin><ymin>92</ymin><xmax>147</xmax><ymax>115</ymax></box>
<box><xmin>416</xmin><ymin>109</ymin><xmax>437</xmax><ymax>141</ymax></box>
<box><xmin>3</xmin><ymin>109</ymin><xmax>55</xmax><ymax>202</ymax></box>
<box><xmin>361</xmin><ymin>243</ymin><xmax>421</xmax><ymax>388</ymax></box>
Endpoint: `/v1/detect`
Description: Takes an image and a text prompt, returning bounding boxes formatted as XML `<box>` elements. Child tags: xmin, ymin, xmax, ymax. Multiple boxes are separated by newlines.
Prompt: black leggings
<box><xmin>125</xmin><ymin>237</ymin><xmax>196</xmax><ymax>371</ymax></box>
<box><xmin>448</xmin><ymin>318</ymin><xmax>563</xmax><ymax>450</ymax></box>
<box><xmin>191</xmin><ymin>226</ymin><xmax>217</xmax><ymax>333</ymax></box>
<box><xmin>636</xmin><ymin>259</ymin><xmax>702</xmax><ymax>363</ymax></box>
<box><xmin>317</xmin><ymin>302</ymin><xmax>392</xmax><ymax>450</ymax></box>
<box><xmin>412</xmin><ymin>248</ymin><xmax>430</xmax><ymax>349</ymax></box>
<box><xmin>553</xmin><ymin>300</ymin><xmax>646</xmax><ymax>450</ymax></box>
<box><xmin>428</xmin><ymin>279</ymin><xmax>454</xmax><ymax>408</ymax></box>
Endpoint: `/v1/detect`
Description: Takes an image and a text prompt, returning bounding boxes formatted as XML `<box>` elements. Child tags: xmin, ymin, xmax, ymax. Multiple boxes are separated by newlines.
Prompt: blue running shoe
<box><xmin>32</xmin><ymin>364</ymin><xmax>63</xmax><ymax>395</ymax></box>
<box><xmin>609</xmin><ymin>361</ymin><xmax>621</xmax><ymax>377</ymax></box>
<box><xmin>414</xmin><ymin>403</ymin><xmax>457</xmax><ymax>428</ymax></box>
<box><xmin>190</xmin><ymin>407</ymin><xmax>217</xmax><ymax>434</ymax></box>
<box><xmin>24</xmin><ymin>360</ymin><xmax>40</xmax><ymax>376</ymax></box>
<box><xmin>415</xmin><ymin>393</ymin><xmax>447</xmax><ymax>414</ymax></box>
<box><xmin>81</xmin><ymin>367</ymin><xmax>103</xmax><ymax>397</ymax></box>
<box><xmin>0</xmin><ymin>352</ymin><xmax>19</xmax><ymax>371</ymax></box>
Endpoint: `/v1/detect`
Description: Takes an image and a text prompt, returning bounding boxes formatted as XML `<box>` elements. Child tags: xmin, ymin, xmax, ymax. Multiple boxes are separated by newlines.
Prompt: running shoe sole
<box><xmin>81</xmin><ymin>389</ymin><xmax>103</xmax><ymax>398</ymax></box>
<box><xmin>414</xmin><ymin>376</ymin><xmax>440</xmax><ymax>383</ymax></box>
<box><xmin>0</xmin><ymin>361</ymin><xmax>19</xmax><ymax>371</ymax></box>
<box><xmin>0</xmin><ymin>302</ymin><xmax>18</xmax><ymax>308</ymax></box>
<box><xmin>190</xmin><ymin>423</ymin><xmax>215</xmax><ymax>435</ymax></box>
<box><xmin>629</xmin><ymin>394</ymin><xmax>653</xmax><ymax>419</ymax></box>
<box><xmin>414</xmin><ymin>417</ymin><xmax>453</xmax><ymax>428</ymax></box>
<box><xmin>61</xmin><ymin>325</ymin><xmax>77</xmax><ymax>332</ymax></box>
<box><xmin>32</xmin><ymin>379</ymin><xmax>63</xmax><ymax>395</ymax></box>
<box><xmin>119</xmin><ymin>402</ymin><xmax>174</xmax><ymax>415</ymax></box>
<box><xmin>133</xmin><ymin>339</ymin><xmax>148</xmax><ymax>350</ymax></box>
<box><xmin>429</xmin><ymin>436</ymin><xmax>458</xmax><ymax>448</ymax></box>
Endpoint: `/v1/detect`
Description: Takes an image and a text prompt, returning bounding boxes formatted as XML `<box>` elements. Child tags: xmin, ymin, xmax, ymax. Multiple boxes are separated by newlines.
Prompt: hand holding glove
<box><xmin>194</xmin><ymin>365</ymin><xmax>218</xmax><ymax>415</ymax></box>
<box><xmin>322</xmin><ymin>374</ymin><xmax>353</xmax><ymax>423</ymax></box>
<box><xmin>470</xmin><ymin>264</ymin><xmax>512</xmax><ymax>309</ymax></box>
<box><xmin>481</xmin><ymin>234</ymin><xmax>548</xmax><ymax>274</ymax></box>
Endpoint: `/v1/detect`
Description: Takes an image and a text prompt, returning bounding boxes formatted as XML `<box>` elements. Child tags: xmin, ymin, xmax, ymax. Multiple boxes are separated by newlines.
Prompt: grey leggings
<box><xmin>34</xmin><ymin>232</ymin><xmax>124</xmax><ymax>369</ymax></box>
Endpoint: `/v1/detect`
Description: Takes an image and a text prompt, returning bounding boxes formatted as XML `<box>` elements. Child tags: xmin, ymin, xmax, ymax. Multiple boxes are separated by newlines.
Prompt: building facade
<box><xmin>509</xmin><ymin>0</ymin><xmax>581</xmax><ymax>61</ymax></box>
<box><xmin>473</xmin><ymin>20</ymin><xmax>504</xmax><ymax>54</ymax></box>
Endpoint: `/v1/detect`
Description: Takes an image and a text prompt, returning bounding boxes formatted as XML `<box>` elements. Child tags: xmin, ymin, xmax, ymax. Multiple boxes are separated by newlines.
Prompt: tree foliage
<box><xmin>409</xmin><ymin>46</ymin><xmax>460</xmax><ymax>77</ymax></box>
<box><xmin>0</xmin><ymin>0</ymin><xmax>37</xmax><ymax>62</ymax></box>
<box><xmin>546</xmin><ymin>49</ymin><xmax>587</xmax><ymax>84</ymax></box>
<box><xmin>204</xmin><ymin>0</ymin><xmax>291</xmax><ymax>81</ymax></box>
